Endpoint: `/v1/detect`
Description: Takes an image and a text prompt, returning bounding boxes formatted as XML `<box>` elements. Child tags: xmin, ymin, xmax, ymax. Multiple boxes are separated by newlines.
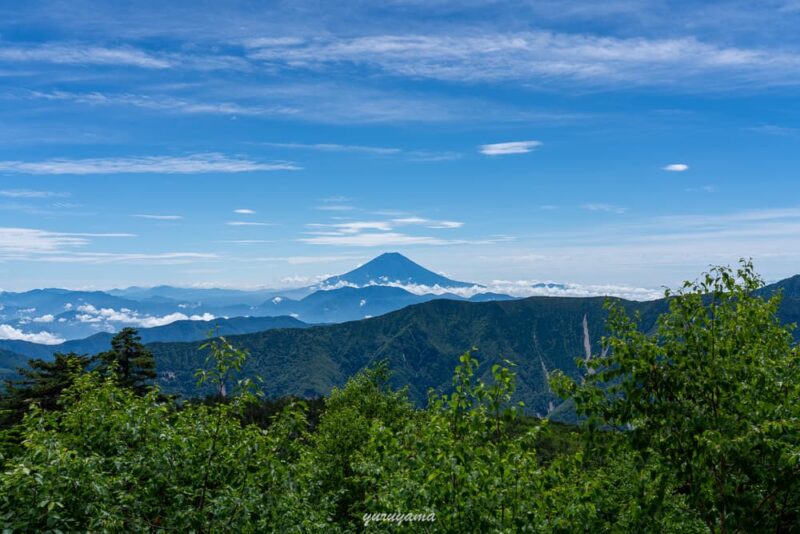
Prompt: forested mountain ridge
<box><xmin>149</xmin><ymin>296</ymin><xmax>671</xmax><ymax>414</ymax></box>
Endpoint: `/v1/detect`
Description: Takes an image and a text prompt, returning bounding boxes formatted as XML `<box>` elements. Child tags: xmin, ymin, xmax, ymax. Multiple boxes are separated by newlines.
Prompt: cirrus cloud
<box><xmin>0</xmin><ymin>153</ymin><xmax>300</xmax><ymax>175</ymax></box>
<box><xmin>479</xmin><ymin>140</ymin><xmax>542</xmax><ymax>155</ymax></box>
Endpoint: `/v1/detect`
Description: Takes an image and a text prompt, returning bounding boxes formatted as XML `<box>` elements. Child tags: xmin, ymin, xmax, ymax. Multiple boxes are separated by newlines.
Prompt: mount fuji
<box><xmin>319</xmin><ymin>252</ymin><xmax>478</xmax><ymax>289</ymax></box>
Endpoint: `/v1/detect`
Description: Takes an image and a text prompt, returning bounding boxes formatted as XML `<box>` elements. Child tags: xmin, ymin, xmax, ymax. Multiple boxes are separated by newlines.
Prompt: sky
<box><xmin>1</xmin><ymin>0</ymin><xmax>799</xmax><ymax>292</ymax></box>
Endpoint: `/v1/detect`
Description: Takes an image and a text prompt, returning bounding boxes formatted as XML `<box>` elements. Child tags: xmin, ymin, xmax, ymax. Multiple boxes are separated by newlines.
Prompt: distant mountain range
<box><xmin>0</xmin><ymin>253</ymin><xmax>494</xmax><ymax>342</ymax></box>
<box><xmin>0</xmin><ymin>315</ymin><xmax>309</xmax><ymax>361</ymax></box>
<box><xmin>2</xmin><ymin>255</ymin><xmax>799</xmax><ymax>417</ymax></box>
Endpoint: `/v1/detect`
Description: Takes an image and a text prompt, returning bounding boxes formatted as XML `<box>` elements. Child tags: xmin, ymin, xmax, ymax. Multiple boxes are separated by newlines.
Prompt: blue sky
<box><xmin>1</xmin><ymin>0</ymin><xmax>799</xmax><ymax>292</ymax></box>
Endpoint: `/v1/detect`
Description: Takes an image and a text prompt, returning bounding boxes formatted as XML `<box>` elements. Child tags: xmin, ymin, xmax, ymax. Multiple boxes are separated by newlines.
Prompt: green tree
<box><xmin>310</xmin><ymin>360</ymin><xmax>414</xmax><ymax>530</ymax></box>
<box><xmin>553</xmin><ymin>261</ymin><xmax>800</xmax><ymax>532</ymax></box>
<box><xmin>97</xmin><ymin>327</ymin><xmax>157</xmax><ymax>394</ymax></box>
<box><xmin>0</xmin><ymin>352</ymin><xmax>91</xmax><ymax>427</ymax></box>
<box><xmin>0</xmin><ymin>338</ymin><xmax>324</xmax><ymax>532</ymax></box>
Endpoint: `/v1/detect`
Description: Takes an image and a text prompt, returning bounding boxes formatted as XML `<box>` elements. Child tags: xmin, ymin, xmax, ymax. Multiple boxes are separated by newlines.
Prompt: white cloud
<box><xmin>315</xmin><ymin>277</ymin><xmax>662</xmax><ymax>301</ymax></box>
<box><xmin>0</xmin><ymin>227</ymin><xmax>90</xmax><ymax>253</ymax></box>
<box><xmin>583</xmin><ymin>203</ymin><xmax>628</xmax><ymax>214</ymax></box>
<box><xmin>234</xmin><ymin>208</ymin><xmax>256</xmax><ymax>214</ymax></box>
<box><xmin>221</xmin><ymin>239</ymin><xmax>275</xmax><ymax>244</ymax></box>
<box><xmin>479</xmin><ymin>141</ymin><xmax>542</xmax><ymax>155</ymax></box>
<box><xmin>316</xmin><ymin>205</ymin><xmax>357</xmax><ymax>211</ymax></box>
<box><xmin>0</xmin><ymin>228</ymin><xmax>221</xmax><ymax>266</ymax></box>
<box><xmin>263</xmin><ymin>142</ymin><xmax>401</xmax><ymax>155</ymax></box>
<box><xmin>301</xmin><ymin>232</ymin><xmax>453</xmax><ymax>247</ymax></box>
<box><xmin>0</xmin><ymin>153</ymin><xmax>300</xmax><ymax>175</ymax></box>
<box><xmin>0</xmin><ymin>44</ymin><xmax>170</xmax><ymax>68</ymax></box>
<box><xmin>30</xmin><ymin>252</ymin><xmax>218</xmax><ymax>264</ymax></box>
<box><xmin>134</xmin><ymin>214</ymin><xmax>184</xmax><ymax>220</ymax></box>
<box><xmin>226</xmin><ymin>221</ymin><xmax>273</xmax><ymax>226</ymax></box>
<box><xmin>0</xmin><ymin>228</ymin><xmax>133</xmax><ymax>257</ymax></box>
<box><xmin>75</xmin><ymin>306</ymin><xmax>215</xmax><ymax>328</ymax></box>
<box><xmin>138</xmin><ymin>312</ymin><xmax>214</xmax><ymax>328</ymax></box>
<box><xmin>428</xmin><ymin>220</ymin><xmax>464</xmax><ymax>229</ymax></box>
<box><xmin>261</xmin><ymin>142</ymin><xmax>459</xmax><ymax>161</ymax></box>
<box><xmin>32</xmin><ymin>314</ymin><xmax>55</xmax><ymax>323</ymax></box>
<box><xmin>686</xmin><ymin>185</ymin><xmax>716</xmax><ymax>193</ymax></box>
<box><xmin>76</xmin><ymin>304</ymin><xmax>98</xmax><ymax>314</ymax></box>
<box><xmin>0</xmin><ymin>229</ymin><xmax>217</xmax><ymax>264</ymax></box>
<box><xmin>243</xmin><ymin>32</ymin><xmax>800</xmax><ymax>90</ymax></box>
<box><xmin>24</xmin><ymin>90</ymin><xmax>298</xmax><ymax>118</ymax></box>
<box><xmin>309</xmin><ymin>221</ymin><xmax>393</xmax><ymax>234</ymax></box>
<box><xmin>663</xmin><ymin>163</ymin><xmax>689</xmax><ymax>172</ymax></box>
<box><xmin>303</xmin><ymin>216</ymin><xmax>476</xmax><ymax>247</ymax></box>
<box><xmin>309</xmin><ymin>217</ymin><xmax>463</xmax><ymax>235</ymax></box>
<box><xmin>746</xmin><ymin>125</ymin><xmax>798</xmax><ymax>136</ymax></box>
<box><xmin>0</xmin><ymin>324</ymin><xmax>64</xmax><ymax>344</ymax></box>
<box><xmin>0</xmin><ymin>189</ymin><xmax>68</xmax><ymax>198</ymax></box>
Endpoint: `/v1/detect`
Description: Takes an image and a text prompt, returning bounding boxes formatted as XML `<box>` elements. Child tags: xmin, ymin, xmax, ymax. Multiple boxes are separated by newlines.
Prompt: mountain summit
<box><xmin>321</xmin><ymin>252</ymin><xmax>477</xmax><ymax>288</ymax></box>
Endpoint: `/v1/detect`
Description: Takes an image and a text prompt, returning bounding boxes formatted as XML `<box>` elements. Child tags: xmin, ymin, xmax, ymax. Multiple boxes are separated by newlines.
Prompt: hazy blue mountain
<box><xmin>0</xmin><ymin>348</ymin><xmax>30</xmax><ymax>383</ymax></box>
<box><xmin>0</xmin><ymin>315</ymin><xmax>309</xmax><ymax>361</ymax></box>
<box><xmin>468</xmin><ymin>292</ymin><xmax>519</xmax><ymax>302</ymax></box>
<box><xmin>319</xmin><ymin>252</ymin><xmax>478</xmax><ymax>289</ymax></box>
<box><xmin>0</xmin><ymin>254</ymin><xmax>517</xmax><ymax>342</ymax></box>
<box><xmin>759</xmin><ymin>275</ymin><xmax>800</xmax><ymax>298</ymax></box>
<box><xmin>250</xmin><ymin>285</ymin><xmax>498</xmax><ymax>323</ymax></box>
<box><xmin>291</xmin><ymin>285</ymin><xmax>440</xmax><ymax>322</ymax></box>
<box><xmin>0</xmin><ymin>289</ymin><xmax>150</xmax><ymax>316</ymax></box>
<box><xmin>108</xmin><ymin>285</ymin><xmax>281</xmax><ymax>306</ymax></box>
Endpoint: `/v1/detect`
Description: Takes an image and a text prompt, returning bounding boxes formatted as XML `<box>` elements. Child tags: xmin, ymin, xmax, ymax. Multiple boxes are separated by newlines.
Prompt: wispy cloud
<box><xmin>301</xmin><ymin>216</ymin><xmax>488</xmax><ymax>247</ymax></box>
<box><xmin>583</xmin><ymin>203</ymin><xmax>628</xmax><ymax>214</ymax></box>
<box><xmin>322</xmin><ymin>196</ymin><xmax>352</xmax><ymax>203</ymax></box>
<box><xmin>233</xmin><ymin>208</ymin><xmax>256</xmax><ymax>215</ymax></box>
<box><xmin>316</xmin><ymin>204</ymin><xmax>357</xmax><ymax>211</ymax></box>
<box><xmin>479</xmin><ymin>140</ymin><xmax>541</xmax><ymax>156</ymax></box>
<box><xmin>27</xmin><ymin>252</ymin><xmax>219</xmax><ymax>265</ymax></box>
<box><xmin>243</xmin><ymin>32</ymin><xmax>800</xmax><ymax>89</ymax></box>
<box><xmin>22</xmin><ymin>90</ymin><xmax>298</xmax><ymax>117</ymax></box>
<box><xmin>133</xmin><ymin>214</ymin><xmax>184</xmax><ymax>220</ymax></box>
<box><xmin>262</xmin><ymin>141</ymin><xmax>460</xmax><ymax>161</ymax></box>
<box><xmin>0</xmin><ymin>227</ymin><xmax>222</xmax><ymax>266</ymax></box>
<box><xmin>745</xmin><ymin>125</ymin><xmax>798</xmax><ymax>136</ymax></box>
<box><xmin>0</xmin><ymin>227</ymin><xmax>132</xmax><ymax>254</ymax></box>
<box><xmin>226</xmin><ymin>221</ymin><xmax>274</xmax><ymax>226</ymax></box>
<box><xmin>220</xmin><ymin>239</ymin><xmax>275</xmax><ymax>244</ymax></box>
<box><xmin>308</xmin><ymin>217</ymin><xmax>464</xmax><ymax>234</ymax></box>
<box><xmin>663</xmin><ymin>163</ymin><xmax>689</xmax><ymax>172</ymax></box>
<box><xmin>685</xmin><ymin>185</ymin><xmax>716</xmax><ymax>193</ymax></box>
<box><xmin>0</xmin><ymin>44</ymin><xmax>171</xmax><ymax>68</ymax></box>
<box><xmin>301</xmin><ymin>232</ymin><xmax>455</xmax><ymax>247</ymax></box>
<box><xmin>0</xmin><ymin>153</ymin><xmax>300</xmax><ymax>175</ymax></box>
<box><xmin>263</xmin><ymin>142</ymin><xmax>401</xmax><ymax>155</ymax></box>
<box><xmin>0</xmin><ymin>189</ymin><xmax>68</xmax><ymax>198</ymax></box>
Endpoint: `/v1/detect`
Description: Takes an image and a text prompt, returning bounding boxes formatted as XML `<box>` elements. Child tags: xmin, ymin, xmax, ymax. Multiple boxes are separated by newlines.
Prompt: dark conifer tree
<box><xmin>97</xmin><ymin>327</ymin><xmax>157</xmax><ymax>394</ymax></box>
<box><xmin>0</xmin><ymin>352</ymin><xmax>91</xmax><ymax>427</ymax></box>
